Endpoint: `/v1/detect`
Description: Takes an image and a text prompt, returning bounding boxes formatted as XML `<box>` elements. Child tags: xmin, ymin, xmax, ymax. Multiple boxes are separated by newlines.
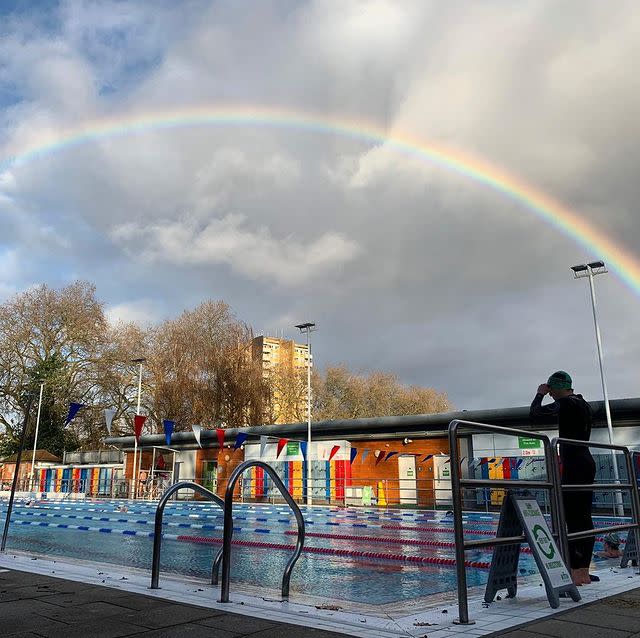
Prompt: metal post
<box><xmin>448</xmin><ymin>421</ymin><xmax>474</xmax><ymax>625</ymax></box>
<box><xmin>131</xmin><ymin>359</ymin><xmax>144</xmax><ymax>499</ymax></box>
<box><xmin>586</xmin><ymin>269</ymin><xmax>624</xmax><ymax>516</ymax></box>
<box><xmin>28</xmin><ymin>383</ymin><xmax>44</xmax><ymax>490</ymax></box>
<box><xmin>1</xmin><ymin>393</ymin><xmax>35</xmax><ymax>552</ymax></box>
<box><xmin>295</xmin><ymin>323</ymin><xmax>316</xmax><ymax>507</ymax></box>
<box><xmin>306</xmin><ymin>328</ymin><xmax>312</xmax><ymax>506</ymax></box>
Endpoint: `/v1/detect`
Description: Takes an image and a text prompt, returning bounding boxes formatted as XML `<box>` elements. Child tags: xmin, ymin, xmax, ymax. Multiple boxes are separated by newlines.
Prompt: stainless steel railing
<box><xmin>551</xmin><ymin>438</ymin><xmax>640</xmax><ymax>562</ymax></box>
<box><xmin>150</xmin><ymin>481</ymin><xmax>224</xmax><ymax>589</ymax></box>
<box><xmin>213</xmin><ymin>460</ymin><xmax>305</xmax><ymax>603</ymax></box>
<box><xmin>448</xmin><ymin>419</ymin><xmax>563</xmax><ymax>625</ymax></box>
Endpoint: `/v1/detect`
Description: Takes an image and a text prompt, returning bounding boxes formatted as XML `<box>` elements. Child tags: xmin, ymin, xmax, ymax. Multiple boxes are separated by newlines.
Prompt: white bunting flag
<box><xmin>104</xmin><ymin>409</ymin><xmax>116</xmax><ymax>435</ymax></box>
<box><xmin>260</xmin><ymin>435</ymin><xmax>268</xmax><ymax>458</ymax></box>
<box><xmin>192</xmin><ymin>424</ymin><xmax>202</xmax><ymax>448</ymax></box>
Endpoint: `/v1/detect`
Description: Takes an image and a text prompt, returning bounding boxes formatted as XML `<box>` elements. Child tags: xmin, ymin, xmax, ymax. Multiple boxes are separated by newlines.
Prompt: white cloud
<box><xmin>112</xmin><ymin>214</ymin><xmax>361</xmax><ymax>287</ymax></box>
<box><xmin>105</xmin><ymin>299</ymin><xmax>160</xmax><ymax>326</ymax></box>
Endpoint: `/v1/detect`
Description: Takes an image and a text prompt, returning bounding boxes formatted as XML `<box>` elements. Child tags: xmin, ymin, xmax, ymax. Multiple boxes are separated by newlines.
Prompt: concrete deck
<box><xmin>487</xmin><ymin>585</ymin><xmax>640</xmax><ymax>638</ymax></box>
<box><xmin>1</xmin><ymin>567</ymin><xmax>640</xmax><ymax>638</ymax></box>
<box><xmin>0</xmin><ymin>568</ymin><xmax>345</xmax><ymax>637</ymax></box>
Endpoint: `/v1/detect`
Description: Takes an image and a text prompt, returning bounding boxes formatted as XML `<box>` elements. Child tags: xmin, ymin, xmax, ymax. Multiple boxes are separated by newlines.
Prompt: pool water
<box><xmin>0</xmin><ymin>499</ymin><xmax>619</xmax><ymax>605</ymax></box>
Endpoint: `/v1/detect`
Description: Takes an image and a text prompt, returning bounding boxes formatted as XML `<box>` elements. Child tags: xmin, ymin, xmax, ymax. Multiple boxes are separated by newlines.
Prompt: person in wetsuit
<box><xmin>530</xmin><ymin>370</ymin><xmax>595</xmax><ymax>586</ymax></box>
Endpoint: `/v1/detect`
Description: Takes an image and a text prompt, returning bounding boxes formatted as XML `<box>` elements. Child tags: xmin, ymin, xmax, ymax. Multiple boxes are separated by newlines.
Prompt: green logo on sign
<box><xmin>532</xmin><ymin>524</ymin><xmax>555</xmax><ymax>560</ymax></box>
<box><xmin>518</xmin><ymin>437</ymin><xmax>541</xmax><ymax>449</ymax></box>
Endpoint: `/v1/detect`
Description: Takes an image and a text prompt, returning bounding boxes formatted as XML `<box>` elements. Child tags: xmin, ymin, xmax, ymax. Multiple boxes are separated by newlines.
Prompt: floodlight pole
<box><xmin>28</xmin><ymin>383</ymin><xmax>44</xmax><ymax>490</ymax></box>
<box><xmin>131</xmin><ymin>358</ymin><xmax>145</xmax><ymax>499</ymax></box>
<box><xmin>572</xmin><ymin>262</ymin><xmax>624</xmax><ymax>516</ymax></box>
<box><xmin>295</xmin><ymin>322</ymin><xmax>316</xmax><ymax>507</ymax></box>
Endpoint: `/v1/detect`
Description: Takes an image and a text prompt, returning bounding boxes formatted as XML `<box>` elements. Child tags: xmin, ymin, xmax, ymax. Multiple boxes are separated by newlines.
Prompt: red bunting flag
<box><xmin>276</xmin><ymin>438</ymin><xmax>288</xmax><ymax>458</ymax></box>
<box><xmin>216</xmin><ymin>428</ymin><xmax>225</xmax><ymax>449</ymax></box>
<box><xmin>134</xmin><ymin>414</ymin><xmax>147</xmax><ymax>443</ymax></box>
<box><xmin>375</xmin><ymin>450</ymin><xmax>384</xmax><ymax>466</ymax></box>
<box><xmin>328</xmin><ymin>445</ymin><xmax>340</xmax><ymax>462</ymax></box>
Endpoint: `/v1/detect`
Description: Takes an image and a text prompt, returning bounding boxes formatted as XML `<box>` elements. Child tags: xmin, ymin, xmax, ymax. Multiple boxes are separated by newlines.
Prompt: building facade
<box><xmin>252</xmin><ymin>335</ymin><xmax>311</xmax><ymax>424</ymax></box>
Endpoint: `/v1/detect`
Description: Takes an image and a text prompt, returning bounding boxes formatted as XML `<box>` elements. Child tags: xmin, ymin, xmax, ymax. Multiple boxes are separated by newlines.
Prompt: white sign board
<box><xmin>513</xmin><ymin>498</ymin><xmax>572</xmax><ymax>589</ymax></box>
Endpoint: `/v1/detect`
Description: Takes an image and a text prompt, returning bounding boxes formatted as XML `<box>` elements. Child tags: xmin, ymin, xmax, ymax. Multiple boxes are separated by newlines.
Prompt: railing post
<box><xmin>218</xmin><ymin>460</ymin><xmax>305</xmax><ymax>603</ymax></box>
<box><xmin>150</xmin><ymin>481</ymin><xmax>224</xmax><ymax>590</ymax></box>
<box><xmin>449</xmin><ymin>420</ymin><xmax>474</xmax><ymax>625</ymax></box>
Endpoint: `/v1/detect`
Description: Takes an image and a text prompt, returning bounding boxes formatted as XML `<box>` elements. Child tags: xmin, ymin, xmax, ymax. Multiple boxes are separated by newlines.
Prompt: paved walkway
<box><xmin>2</xmin><ymin>567</ymin><xmax>640</xmax><ymax>638</ymax></box>
<box><xmin>487</xmin><ymin>584</ymin><xmax>640</xmax><ymax>638</ymax></box>
<box><xmin>0</xmin><ymin>568</ymin><xmax>345</xmax><ymax>637</ymax></box>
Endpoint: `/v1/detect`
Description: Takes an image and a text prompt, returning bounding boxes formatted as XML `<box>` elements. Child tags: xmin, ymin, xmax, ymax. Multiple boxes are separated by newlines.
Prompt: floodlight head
<box><xmin>571</xmin><ymin>260</ymin><xmax>607</xmax><ymax>278</ymax></box>
<box><xmin>295</xmin><ymin>322</ymin><xmax>316</xmax><ymax>332</ymax></box>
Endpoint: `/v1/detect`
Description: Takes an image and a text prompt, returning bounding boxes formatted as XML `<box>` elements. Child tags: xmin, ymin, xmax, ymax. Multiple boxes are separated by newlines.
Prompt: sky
<box><xmin>1</xmin><ymin>0</ymin><xmax>639</xmax><ymax>411</ymax></box>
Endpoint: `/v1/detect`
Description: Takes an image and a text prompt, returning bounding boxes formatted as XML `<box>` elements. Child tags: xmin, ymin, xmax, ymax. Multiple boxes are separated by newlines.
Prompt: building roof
<box><xmin>1</xmin><ymin>450</ymin><xmax>62</xmax><ymax>464</ymax></box>
<box><xmin>103</xmin><ymin>397</ymin><xmax>640</xmax><ymax>450</ymax></box>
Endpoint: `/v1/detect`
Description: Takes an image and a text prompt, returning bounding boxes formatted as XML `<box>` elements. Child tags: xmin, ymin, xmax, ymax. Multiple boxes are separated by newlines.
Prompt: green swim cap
<box><xmin>547</xmin><ymin>370</ymin><xmax>572</xmax><ymax>390</ymax></box>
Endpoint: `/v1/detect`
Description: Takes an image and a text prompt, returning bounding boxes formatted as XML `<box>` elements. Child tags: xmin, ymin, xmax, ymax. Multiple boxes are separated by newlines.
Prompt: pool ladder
<box><xmin>150</xmin><ymin>461</ymin><xmax>305</xmax><ymax>603</ymax></box>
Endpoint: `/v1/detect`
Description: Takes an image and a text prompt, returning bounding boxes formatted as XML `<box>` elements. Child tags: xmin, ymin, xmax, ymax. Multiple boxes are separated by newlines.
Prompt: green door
<box><xmin>203</xmin><ymin>461</ymin><xmax>217</xmax><ymax>492</ymax></box>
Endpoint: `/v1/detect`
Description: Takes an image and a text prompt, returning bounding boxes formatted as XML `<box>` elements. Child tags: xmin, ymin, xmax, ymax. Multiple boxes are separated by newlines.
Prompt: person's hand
<box><xmin>537</xmin><ymin>383</ymin><xmax>549</xmax><ymax>395</ymax></box>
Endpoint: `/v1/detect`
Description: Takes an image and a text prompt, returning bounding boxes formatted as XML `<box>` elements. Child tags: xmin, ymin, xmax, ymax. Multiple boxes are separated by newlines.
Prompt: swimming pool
<box><xmin>0</xmin><ymin>498</ymin><xmax>622</xmax><ymax>605</ymax></box>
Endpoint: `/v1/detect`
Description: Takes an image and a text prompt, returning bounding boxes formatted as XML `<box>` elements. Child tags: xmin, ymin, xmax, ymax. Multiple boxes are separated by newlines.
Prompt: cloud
<box><xmin>112</xmin><ymin>214</ymin><xmax>360</xmax><ymax>287</ymax></box>
<box><xmin>0</xmin><ymin>0</ymin><xmax>639</xmax><ymax>409</ymax></box>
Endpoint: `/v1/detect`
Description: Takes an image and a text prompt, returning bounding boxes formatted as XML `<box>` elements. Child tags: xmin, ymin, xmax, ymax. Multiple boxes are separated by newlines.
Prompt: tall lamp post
<box><xmin>295</xmin><ymin>322</ymin><xmax>316</xmax><ymax>507</ymax></box>
<box><xmin>131</xmin><ymin>357</ymin><xmax>146</xmax><ymax>499</ymax></box>
<box><xmin>28</xmin><ymin>382</ymin><xmax>45</xmax><ymax>491</ymax></box>
<box><xmin>571</xmin><ymin>261</ymin><xmax>624</xmax><ymax>516</ymax></box>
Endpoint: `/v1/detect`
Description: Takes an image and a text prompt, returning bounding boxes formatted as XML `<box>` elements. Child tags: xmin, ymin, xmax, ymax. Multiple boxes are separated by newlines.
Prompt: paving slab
<box><xmin>0</xmin><ymin>569</ymin><xmax>348</xmax><ymax>637</ymax></box>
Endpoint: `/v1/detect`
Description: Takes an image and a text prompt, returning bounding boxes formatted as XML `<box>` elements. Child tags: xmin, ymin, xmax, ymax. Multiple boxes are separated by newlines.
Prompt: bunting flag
<box><xmin>65</xmin><ymin>402</ymin><xmax>84</xmax><ymax>425</ymax></box>
<box><xmin>300</xmin><ymin>440</ymin><xmax>308</xmax><ymax>460</ymax></box>
<box><xmin>104</xmin><ymin>408</ymin><xmax>116</xmax><ymax>435</ymax></box>
<box><xmin>420</xmin><ymin>454</ymin><xmax>434</xmax><ymax>464</ymax></box>
<box><xmin>260</xmin><ymin>435</ymin><xmax>268</xmax><ymax>458</ymax></box>
<box><xmin>361</xmin><ymin>449</ymin><xmax>370</xmax><ymax>463</ymax></box>
<box><xmin>216</xmin><ymin>428</ymin><xmax>225</xmax><ymax>449</ymax></box>
<box><xmin>234</xmin><ymin>432</ymin><xmax>248</xmax><ymax>450</ymax></box>
<box><xmin>328</xmin><ymin>445</ymin><xmax>340</xmax><ymax>462</ymax></box>
<box><xmin>375</xmin><ymin>450</ymin><xmax>384</xmax><ymax>466</ymax></box>
<box><xmin>276</xmin><ymin>438</ymin><xmax>288</xmax><ymax>458</ymax></box>
<box><xmin>133</xmin><ymin>414</ymin><xmax>147</xmax><ymax>443</ymax></box>
<box><xmin>385</xmin><ymin>451</ymin><xmax>399</xmax><ymax>462</ymax></box>
<box><xmin>192</xmin><ymin>424</ymin><xmax>202</xmax><ymax>448</ymax></box>
<box><xmin>163</xmin><ymin>420</ymin><xmax>174</xmax><ymax>447</ymax></box>
<box><xmin>350</xmin><ymin>448</ymin><xmax>358</xmax><ymax>464</ymax></box>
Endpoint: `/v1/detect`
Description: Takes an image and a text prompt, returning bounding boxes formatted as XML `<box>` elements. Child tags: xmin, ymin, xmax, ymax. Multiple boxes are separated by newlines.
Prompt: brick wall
<box><xmin>350</xmin><ymin>438</ymin><xmax>449</xmax><ymax>506</ymax></box>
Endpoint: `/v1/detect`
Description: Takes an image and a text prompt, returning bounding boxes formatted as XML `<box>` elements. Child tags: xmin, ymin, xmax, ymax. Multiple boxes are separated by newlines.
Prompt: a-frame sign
<box><xmin>485</xmin><ymin>491</ymin><xmax>580</xmax><ymax>609</ymax></box>
<box><xmin>621</xmin><ymin>528</ymin><xmax>638</xmax><ymax>569</ymax></box>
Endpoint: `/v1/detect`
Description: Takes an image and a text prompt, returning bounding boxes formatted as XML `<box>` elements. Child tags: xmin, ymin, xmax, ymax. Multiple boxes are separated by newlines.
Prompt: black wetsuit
<box><xmin>530</xmin><ymin>393</ymin><xmax>595</xmax><ymax>569</ymax></box>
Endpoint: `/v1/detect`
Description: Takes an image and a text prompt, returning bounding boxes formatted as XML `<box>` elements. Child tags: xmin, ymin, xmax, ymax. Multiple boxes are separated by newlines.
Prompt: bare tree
<box><xmin>313</xmin><ymin>365</ymin><xmax>451</xmax><ymax>421</ymax></box>
<box><xmin>0</xmin><ymin>282</ymin><xmax>109</xmax><ymax>455</ymax></box>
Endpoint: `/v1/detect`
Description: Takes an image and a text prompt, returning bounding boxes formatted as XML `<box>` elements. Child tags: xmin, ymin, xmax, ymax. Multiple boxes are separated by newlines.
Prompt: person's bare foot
<box><xmin>578</xmin><ymin>568</ymin><xmax>591</xmax><ymax>584</ymax></box>
<box><xmin>570</xmin><ymin>568</ymin><xmax>583</xmax><ymax>585</ymax></box>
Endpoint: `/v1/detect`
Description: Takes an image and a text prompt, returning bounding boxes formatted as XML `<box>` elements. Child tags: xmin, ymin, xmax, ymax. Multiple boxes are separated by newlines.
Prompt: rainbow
<box><xmin>2</xmin><ymin>105</ymin><xmax>639</xmax><ymax>295</ymax></box>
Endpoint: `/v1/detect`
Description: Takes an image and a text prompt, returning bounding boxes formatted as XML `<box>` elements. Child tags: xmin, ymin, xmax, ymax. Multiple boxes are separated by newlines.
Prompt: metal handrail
<box><xmin>449</xmin><ymin>419</ymin><xmax>563</xmax><ymax>625</ymax></box>
<box><xmin>150</xmin><ymin>481</ymin><xmax>224</xmax><ymax>589</ymax></box>
<box><xmin>551</xmin><ymin>437</ymin><xmax>640</xmax><ymax>559</ymax></box>
<box><xmin>215</xmin><ymin>460</ymin><xmax>305</xmax><ymax>603</ymax></box>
